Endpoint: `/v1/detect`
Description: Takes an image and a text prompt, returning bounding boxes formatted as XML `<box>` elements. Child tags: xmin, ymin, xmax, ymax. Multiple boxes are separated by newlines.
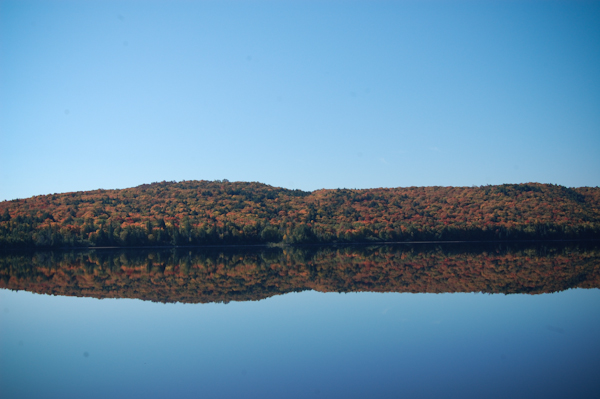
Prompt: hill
<box><xmin>1</xmin><ymin>180</ymin><xmax>599</xmax><ymax>248</ymax></box>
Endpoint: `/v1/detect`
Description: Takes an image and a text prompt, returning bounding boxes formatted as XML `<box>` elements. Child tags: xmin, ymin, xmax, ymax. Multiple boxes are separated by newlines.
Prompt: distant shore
<box><xmin>2</xmin><ymin>181</ymin><xmax>599</xmax><ymax>249</ymax></box>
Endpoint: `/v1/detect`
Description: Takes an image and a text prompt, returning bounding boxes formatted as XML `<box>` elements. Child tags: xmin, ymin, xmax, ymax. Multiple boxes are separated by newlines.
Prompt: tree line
<box><xmin>1</xmin><ymin>180</ymin><xmax>599</xmax><ymax>249</ymax></box>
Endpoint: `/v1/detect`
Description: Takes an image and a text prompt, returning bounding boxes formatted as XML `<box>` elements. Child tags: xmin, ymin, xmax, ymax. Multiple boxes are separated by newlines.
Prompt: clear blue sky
<box><xmin>1</xmin><ymin>0</ymin><xmax>599</xmax><ymax>201</ymax></box>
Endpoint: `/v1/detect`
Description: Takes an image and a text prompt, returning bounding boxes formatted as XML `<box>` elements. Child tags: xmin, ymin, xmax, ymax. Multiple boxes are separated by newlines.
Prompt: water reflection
<box><xmin>2</xmin><ymin>243</ymin><xmax>599</xmax><ymax>302</ymax></box>
<box><xmin>2</xmin><ymin>244</ymin><xmax>600</xmax><ymax>399</ymax></box>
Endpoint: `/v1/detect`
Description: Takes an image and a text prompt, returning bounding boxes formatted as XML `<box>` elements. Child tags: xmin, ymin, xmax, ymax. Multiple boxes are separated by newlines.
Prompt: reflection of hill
<box><xmin>1</xmin><ymin>244</ymin><xmax>599</xmax><ymax>303</ymax></box>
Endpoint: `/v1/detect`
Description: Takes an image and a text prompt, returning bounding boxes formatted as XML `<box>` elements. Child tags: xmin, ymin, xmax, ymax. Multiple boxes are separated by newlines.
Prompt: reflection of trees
<box><xmin>1</xmin><ymin>243</ymin><xmax>599</xmax><ymax>303</ymax></box>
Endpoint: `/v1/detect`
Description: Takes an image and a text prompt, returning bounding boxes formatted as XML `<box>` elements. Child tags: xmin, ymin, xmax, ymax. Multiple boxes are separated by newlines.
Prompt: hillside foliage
<box><xmin>1</xmin><ymin>180</ymin><xmax>599</xmax><ymax>248</ymax></box>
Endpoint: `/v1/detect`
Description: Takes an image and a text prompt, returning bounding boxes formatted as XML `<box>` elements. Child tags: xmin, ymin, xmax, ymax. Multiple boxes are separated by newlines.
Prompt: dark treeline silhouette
<box><xmin>1</xmin><ymin>243</ymin><xmax>599</xmax><ymax>303</ymax></box>
<box><xmin>1</xmin><ymin>180</ymin><xmax>599</xmax><ymax>249</ymax></box>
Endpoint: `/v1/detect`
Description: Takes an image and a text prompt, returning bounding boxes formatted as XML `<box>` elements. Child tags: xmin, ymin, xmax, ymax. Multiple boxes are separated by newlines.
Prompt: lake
<box><xmin>1</xmin><ymin>243</ymin><xmax>599</xmax><ymax>398</ymax></box>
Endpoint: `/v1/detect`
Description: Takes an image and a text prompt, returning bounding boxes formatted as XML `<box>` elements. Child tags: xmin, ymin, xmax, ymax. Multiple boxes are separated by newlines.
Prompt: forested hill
<box><xmin>1</xmin><ymin>180</ymin><xmax>599</xmax><ymax>248</ymax></box>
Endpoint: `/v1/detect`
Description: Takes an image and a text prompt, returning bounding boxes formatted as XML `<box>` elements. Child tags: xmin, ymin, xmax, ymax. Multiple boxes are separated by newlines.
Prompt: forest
<box><xmin>1</xmin><ymin>244</ymin><xmax>598</xmax><ymax>303</ymax></box>
<box><xmin>1</xmin><ymin>180</ymin><xmax>599</xmax><ymax>249</ymax></box>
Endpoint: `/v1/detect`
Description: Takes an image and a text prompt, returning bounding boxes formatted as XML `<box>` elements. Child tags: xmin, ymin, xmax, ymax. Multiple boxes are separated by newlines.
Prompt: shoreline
<box><xmin>1</xmin><ymin>238</ymin><xmax>599</xmax><ymax>253</ymax></box>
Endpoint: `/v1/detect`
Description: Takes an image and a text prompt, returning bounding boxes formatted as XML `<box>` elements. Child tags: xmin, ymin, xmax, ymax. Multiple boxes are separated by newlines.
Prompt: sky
<box><xmin>1</xmin><ymin>0</ymin><xmax>599</xmax><ymax>201</ymax></box>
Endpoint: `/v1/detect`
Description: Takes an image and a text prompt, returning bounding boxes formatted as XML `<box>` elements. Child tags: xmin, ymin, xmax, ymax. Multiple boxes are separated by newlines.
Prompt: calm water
<box><xmin>1</xmin><ymin>244</ymin><xmax>599</xmax><ymax>398</ymax></box>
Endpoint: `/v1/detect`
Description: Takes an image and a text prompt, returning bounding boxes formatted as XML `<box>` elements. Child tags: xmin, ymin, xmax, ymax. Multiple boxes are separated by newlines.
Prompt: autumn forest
<box><xmin>1</xmin><ymin>180</ymin><xmax>599</xmax><ymax>249</ymax></box>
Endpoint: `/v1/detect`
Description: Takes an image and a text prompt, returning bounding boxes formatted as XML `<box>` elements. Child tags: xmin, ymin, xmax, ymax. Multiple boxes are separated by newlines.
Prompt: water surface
<box><xmin>1</xmin><ymin>244</ymin><xmax>599</xmax><ymax>398</ymax></box>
